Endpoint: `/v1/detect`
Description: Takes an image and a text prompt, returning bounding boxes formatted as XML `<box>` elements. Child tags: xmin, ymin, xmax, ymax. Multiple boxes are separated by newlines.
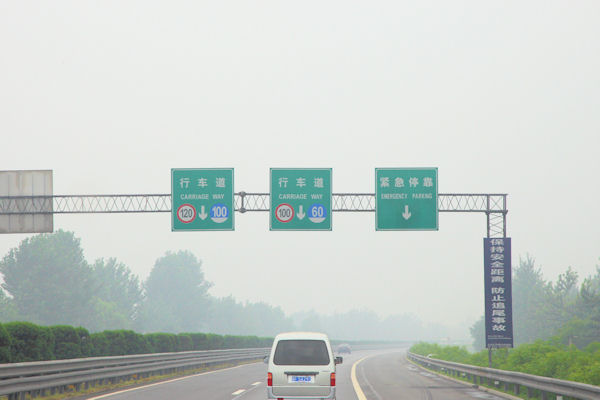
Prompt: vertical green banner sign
<box><xmin>270</xmin><ymin>168</ymin><xmax>332</xmax><ymax>231</ymax></box>
<box><xmin>171</xmin><ymin>168</ymin><xmax>234</xmax><ymax>231</ymax></box>
<box><xmin>375</xmin><ymin>168</ymin><xmax>438</xmax><ymax>231</ymax></box>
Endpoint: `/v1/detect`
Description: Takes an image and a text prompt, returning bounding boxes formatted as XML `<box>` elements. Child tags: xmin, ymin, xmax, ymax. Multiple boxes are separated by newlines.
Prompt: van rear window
<box><xmin>273</xmin><ymin>340</ymin><xmax>330</xmax><ymax>365</ymax></box>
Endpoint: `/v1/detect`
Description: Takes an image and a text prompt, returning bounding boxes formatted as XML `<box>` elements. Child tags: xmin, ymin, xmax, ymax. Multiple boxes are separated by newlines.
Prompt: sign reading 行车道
<box><xmin>375</xmin><ymin>168</ymin><xmax>438</xmax><ymax>231</ymax></box>
<box><xmin>484</xmin><ymin>237</ymin><xmax>513</xmax><ymax>348</ymax></box>
<box><xmin>270</xmin><ymin>168</ymin><xmax>332</xmax><ymax>231</ymax></box>
<box><xmin>171</xmin><ymin>168</ymin><xmax>234</xmax><ymax>231</ymax></box>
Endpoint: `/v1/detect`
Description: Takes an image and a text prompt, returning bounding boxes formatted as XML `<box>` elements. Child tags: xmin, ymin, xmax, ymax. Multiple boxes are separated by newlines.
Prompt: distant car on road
<box><xmin>337</xmin><ymin>343</ymin><xmax>351</xmax><ymax>354</ymax></box>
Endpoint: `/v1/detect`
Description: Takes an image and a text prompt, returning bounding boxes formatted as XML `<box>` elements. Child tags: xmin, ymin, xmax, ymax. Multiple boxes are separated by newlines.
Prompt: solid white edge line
<box><xmin>87</xmin><ymin>363</ymin><xmax>250</xmax><ymax>400</ymax></box>
<box><xmin>351</xmin><ymin>356</ymin><xmax>370</xmax><ymax>400</ymax></box>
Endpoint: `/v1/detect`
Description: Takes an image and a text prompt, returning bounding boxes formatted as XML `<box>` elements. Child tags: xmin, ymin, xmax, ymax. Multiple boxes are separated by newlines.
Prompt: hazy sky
<box><xmin>1</xmin><ymin>1</ymin><xmax>599</xmax><ymax>338</ymax></box>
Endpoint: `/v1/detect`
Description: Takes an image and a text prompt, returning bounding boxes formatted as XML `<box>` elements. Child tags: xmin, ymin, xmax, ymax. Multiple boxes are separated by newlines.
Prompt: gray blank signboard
<box><xmin>0</xmin><ymin>170</ymin><xmax>53</xmax><ymax>234</ymax></box>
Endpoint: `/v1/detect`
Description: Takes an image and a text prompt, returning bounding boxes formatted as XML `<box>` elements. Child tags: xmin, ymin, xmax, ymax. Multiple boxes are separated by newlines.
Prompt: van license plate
<box><xmin>289</xmin><ymin>375</ymin><xmax>314</xmax><ymax>383</ymax></box>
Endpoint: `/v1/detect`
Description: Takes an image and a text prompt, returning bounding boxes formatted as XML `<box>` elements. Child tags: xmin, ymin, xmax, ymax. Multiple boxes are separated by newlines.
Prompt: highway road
<box><xmin>84</xmin><ymin>348</ymin><xmax>508</xmax><ymax>400</ymax></box>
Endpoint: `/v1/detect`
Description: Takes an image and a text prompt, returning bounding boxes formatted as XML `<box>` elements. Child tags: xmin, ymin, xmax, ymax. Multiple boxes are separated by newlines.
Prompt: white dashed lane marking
<box><xmin>251</xmin><ymin>381</ymin><xmax>262</xmax><ymax>386</ymax></box>
<box><xmin>232</xmin><ymin>389</ymin><xmax>245</xmax><ymax>395</ymax></box>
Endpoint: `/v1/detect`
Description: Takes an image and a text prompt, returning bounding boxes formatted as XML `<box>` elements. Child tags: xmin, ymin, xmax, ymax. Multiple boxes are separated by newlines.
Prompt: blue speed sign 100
<box><xmin>210</xmin><ymin>203</ymin><xmax>229</xmax><ymax>223</ymax></box>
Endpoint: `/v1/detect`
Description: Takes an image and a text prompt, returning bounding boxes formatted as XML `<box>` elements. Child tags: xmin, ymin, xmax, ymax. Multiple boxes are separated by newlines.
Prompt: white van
<box><xmin>266</xmin><ymin>332</ymin><xmax>342</xmax><ymax>400</ymax></box>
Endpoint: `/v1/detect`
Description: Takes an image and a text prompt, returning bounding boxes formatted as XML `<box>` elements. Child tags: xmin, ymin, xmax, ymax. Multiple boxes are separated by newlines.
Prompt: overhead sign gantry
<box><xmin>1</xmin><ymin>168</ymin><xmax>513</xmax><ymax>357</ymax></box>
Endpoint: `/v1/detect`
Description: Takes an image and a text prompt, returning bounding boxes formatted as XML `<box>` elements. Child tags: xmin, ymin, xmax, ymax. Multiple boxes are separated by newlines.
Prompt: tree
<box><xmin>576</xmin><ymin>266</ymin><xmax>600</xmax><ymax>323</ymax></box>
<box><xmin>89</xmin><ymin>258</ymin><xmax>142</xmax><ymax>330</ymax></box>
<box><xmin>138</xmin><ymin>251</ymin><xmax>212</xmax><ymax>333</ymax></box>
<box><xmin>0</xmin><ymin>289</ymin><xmax>17</xmax><ymax>322</ymax></box>
<box><xmin>0</xmin><ymin>230</ymin><xmax>94</xmax><ymax>327</ymax></box>
<box><xmin>542</xmin><ymin>266</ymin><xmax>579</xmax><ymax>336</ymax></box>
<box><xmin>470</xmin><ymin>316</ymin><xmax>485</xmax><ymax>351</ymax></box>
<box><xmin>207</xmin><ymin>297</ymin><xmax>293</xmax><ymax>337</ymax></box>
<box><xmin>511</xmin><ymin>254</ymin><xmax>551</xmax><ymax>344</ymax></box>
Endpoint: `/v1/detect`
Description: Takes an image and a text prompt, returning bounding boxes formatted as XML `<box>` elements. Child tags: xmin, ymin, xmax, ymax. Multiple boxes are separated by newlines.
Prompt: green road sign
<box><xmin>270</xmin><ymin>168</ymin><xmax>332</xmax><ymax>231</ymax></box>
<box><xmin>171</xmin><ymin>168</ymin><xmax>234</xmax><ymax>231</ymax></box>
<box><xmin>376</xmin><ymin>168</ymin><xmax>438</xmax><ymax>231</ymax></box>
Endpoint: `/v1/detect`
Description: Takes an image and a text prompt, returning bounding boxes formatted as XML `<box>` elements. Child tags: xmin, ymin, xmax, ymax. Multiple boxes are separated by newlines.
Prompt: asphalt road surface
<box><xmin>354</xmin><ymin>350</ymin><xmax>507</xmax><ymax>400</ymax></box>
<box><xmin>84</xmin><ymin>348</ymin><xmax>509</xmax><ymax>400</ymax></box>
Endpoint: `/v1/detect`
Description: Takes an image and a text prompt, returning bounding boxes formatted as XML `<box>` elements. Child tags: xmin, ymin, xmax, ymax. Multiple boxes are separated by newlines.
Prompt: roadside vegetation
<box><xmin>0</xmin><ymin>230</ymin><xmax>460</xmax><ymax>341</ymax></box>
<box><xmin>411</xmin><ymin>255</ymin><xmax>600</xmax><ymax>387</ymax></box>
<box><xmin>0</xmin><ymin>320</ymin><xmax>272</xmax><ymax>363</ymax></box>
<box><xmin>410</xmin><ymin>341</ymin><xmax>600</xmax><ymax>386</ymax></box>
<box><xmin>470</xmin><ymin>255</ymin><xmax>600</xmax><ymax>350</ymax></box>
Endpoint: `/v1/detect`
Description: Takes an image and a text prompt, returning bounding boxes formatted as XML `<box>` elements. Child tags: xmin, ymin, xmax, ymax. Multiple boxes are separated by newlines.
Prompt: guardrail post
<box><xmin>526</xmin><ymin>387</ymin><xmax>533</xmax><ymax>398</ymax></box>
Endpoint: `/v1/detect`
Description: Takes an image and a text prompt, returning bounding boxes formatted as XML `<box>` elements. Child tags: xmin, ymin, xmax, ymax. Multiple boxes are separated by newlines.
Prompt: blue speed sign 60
<box><xmin>308</xmin><ymin>203</ymin><xmax>326</xmax><ymax>223</ymax></box>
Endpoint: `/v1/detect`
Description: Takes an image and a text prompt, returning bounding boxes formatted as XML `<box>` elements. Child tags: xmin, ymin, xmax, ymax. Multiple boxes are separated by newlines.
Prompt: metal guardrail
<box><xmin>408</xmin><ymin>352</ymin><xmax>600</xmax><ymax>400</ymax></box>
<box><xmin>0</xmin><ymin>348</ymin><xmax>269</xmax><ymax>399</ymax></box>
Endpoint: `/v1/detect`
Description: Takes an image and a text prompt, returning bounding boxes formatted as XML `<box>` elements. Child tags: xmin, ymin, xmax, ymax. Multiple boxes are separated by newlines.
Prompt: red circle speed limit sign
<box><xmin>275</xmin><ymin>203</ymin><xmax>294</xmax><ymax>223</ymax></box>
<box><xmin>177</xmin><ymin>204</ymin><xmax>196</xmax><ymax>223</ymax></box>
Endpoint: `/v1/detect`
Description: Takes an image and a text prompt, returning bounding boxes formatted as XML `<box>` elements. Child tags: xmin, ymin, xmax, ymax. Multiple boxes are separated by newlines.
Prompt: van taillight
<box><xmin>267</xmin><ymin>372</ymin><xmax>273</xmax><ymax>386</ymax></box>
<box><xmin>330</xmin><ymin>372</ymin><xmax>336</xmax><ymax>386</ymax></box>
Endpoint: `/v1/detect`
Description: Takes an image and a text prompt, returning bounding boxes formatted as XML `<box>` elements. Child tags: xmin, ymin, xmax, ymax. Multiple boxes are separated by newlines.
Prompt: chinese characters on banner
<box><xmin>484</xmin><ymin>237</ymin><xmax>513</xmax><ymax>348</ymax></box>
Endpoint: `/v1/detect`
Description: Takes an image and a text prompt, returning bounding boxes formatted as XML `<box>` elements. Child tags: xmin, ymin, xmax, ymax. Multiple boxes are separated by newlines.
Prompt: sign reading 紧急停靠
<box><xmin>375</xmin><ymin>168</ymin><xmax>438</xmax><ymax>231</ymax></box>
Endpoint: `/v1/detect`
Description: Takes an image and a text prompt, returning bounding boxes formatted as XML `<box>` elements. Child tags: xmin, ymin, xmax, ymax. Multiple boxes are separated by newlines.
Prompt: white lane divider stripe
<box><xmin>232</xmin><ymin>381</ymin><xmax>263</xmax><ymax>399</ymax></box>
<box><xmin>87</xmin><ymin>364</ymin><xmax>250</xmax><ymax>399</ymax></box>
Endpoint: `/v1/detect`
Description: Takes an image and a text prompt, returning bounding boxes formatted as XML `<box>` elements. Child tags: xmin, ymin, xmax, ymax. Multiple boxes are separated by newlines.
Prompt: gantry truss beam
<box><xmin>0</xmin><ymin>193</ymin><xmax>507</xmax><ymax>214</ymax></box>
<box><xmin>0</xmin><ymin>193</ymin><xmax>507</xmax><ymax>237</ymax></box>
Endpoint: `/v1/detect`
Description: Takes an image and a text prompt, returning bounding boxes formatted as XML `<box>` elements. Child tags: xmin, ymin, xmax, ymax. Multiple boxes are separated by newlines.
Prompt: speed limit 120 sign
<box><xmin>270</xmin><ymin>168</ymin><xmax>332</xmax><ymax>231</ymax></box>
<box><xmin>177</xmin><ymin>204</ymin><xmax>196</xmax><ymax>223</ymax></box>
<box><xmin>171</xmin><ymin>168</ymin><xmax>235</xmax><ymax>231</ymax></box>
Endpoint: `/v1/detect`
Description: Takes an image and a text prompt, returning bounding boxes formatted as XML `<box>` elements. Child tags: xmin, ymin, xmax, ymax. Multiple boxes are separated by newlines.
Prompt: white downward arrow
<box><xmin>402</xmin><ymin>205</ymin><xmax>411</xmax><ymax>220</ymax></box>
<box><xmin>297</xmin><ymin>205</ymin><xmax>306</xmax><ymax>220</ymax></box>
<box><xmin>198</xmin><ymin>205</ymin><xmax>208</xmax><ymax>220</ymax></box>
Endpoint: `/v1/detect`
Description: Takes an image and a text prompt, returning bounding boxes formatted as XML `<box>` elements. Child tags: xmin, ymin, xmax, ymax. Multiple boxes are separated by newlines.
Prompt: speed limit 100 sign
<box><xmin>275</xmin><ymin>203</ymin><xmax>294</xmax><ymax>223</ymax></box>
